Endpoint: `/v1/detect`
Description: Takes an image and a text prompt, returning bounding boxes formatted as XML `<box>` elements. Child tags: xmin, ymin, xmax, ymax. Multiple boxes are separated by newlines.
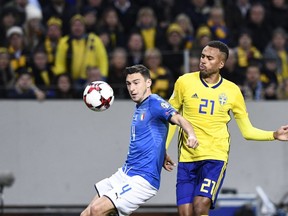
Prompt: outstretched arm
<box><xmin>236</xmin><ymin>117</ymin><xmax>288</xmax><ymax>141</ymax></box>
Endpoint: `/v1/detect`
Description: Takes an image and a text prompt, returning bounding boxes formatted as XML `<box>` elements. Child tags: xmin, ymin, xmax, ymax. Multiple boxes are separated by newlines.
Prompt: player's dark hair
<box><xmin>125</xmin><ymin>64</ymin><xmax>151</xmax><ymax>79</ymax></box>
<box><xmin>207</xmin><ymin>40</ymin><xmax>229</xmax><ymax>61</ymax></box>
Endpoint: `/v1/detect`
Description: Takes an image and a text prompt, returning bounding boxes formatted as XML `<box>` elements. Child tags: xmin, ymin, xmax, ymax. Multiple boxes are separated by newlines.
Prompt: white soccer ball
<box><xmin>83</xmin><ymin>81</ymin><xmax>114</xmax><ymax>112</ymax></box>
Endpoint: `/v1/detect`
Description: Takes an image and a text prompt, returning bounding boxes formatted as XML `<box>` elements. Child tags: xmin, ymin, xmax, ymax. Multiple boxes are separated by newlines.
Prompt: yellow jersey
<box><xmin>168</xmin><ymin>71</ymin><xmax>274</xmax><ymax>162</ymax></box>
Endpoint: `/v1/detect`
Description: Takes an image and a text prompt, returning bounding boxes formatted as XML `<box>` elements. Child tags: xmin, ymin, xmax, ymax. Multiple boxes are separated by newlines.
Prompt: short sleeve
<box><xmin>150</xmin><ymin>96</ymin><xmax>177</xmax><ymax>121</ymax></box>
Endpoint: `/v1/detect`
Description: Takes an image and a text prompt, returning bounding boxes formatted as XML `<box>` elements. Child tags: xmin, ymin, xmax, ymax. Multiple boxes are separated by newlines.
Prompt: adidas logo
<box><xmin>191</xmin><ymin>93</ymin><xmax>198</xmax><ymax>98</ymax></box>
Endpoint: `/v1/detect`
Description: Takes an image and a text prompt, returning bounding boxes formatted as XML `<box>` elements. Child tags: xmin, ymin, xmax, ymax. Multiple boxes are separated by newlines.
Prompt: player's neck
<box><xmin>203</xmin><ymin>73</ymin><xmax>220</xmax><ymax>84</ymax></box>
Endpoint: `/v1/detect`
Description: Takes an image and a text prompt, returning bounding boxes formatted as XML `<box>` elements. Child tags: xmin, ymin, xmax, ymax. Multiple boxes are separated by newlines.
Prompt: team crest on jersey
<box><xmin>218</xmin><ymin>93</ymin><xmax>227</xmax><ymax>105</ymax></box>
<box><xmin>161</xmin><ymin>101</ymin><xmax>170</xmax><ymax>109</ymax></box>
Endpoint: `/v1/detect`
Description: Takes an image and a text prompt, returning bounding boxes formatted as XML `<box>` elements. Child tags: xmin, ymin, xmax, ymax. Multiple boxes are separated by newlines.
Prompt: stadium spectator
<box><xmin>6</xmin><ymin>26</ymin><xmax>31</xmax><ymax>76</ymax></box>
<box><xmin>174</xmin><ymin>13</ymin><xmax>195</xmax><ymax>50</ymax></box>
<box><xmin>188</xmin><ymin>54</ymin><xmax>200</xmax><ymax>72</ymax></box>
<box><xmin>133</xmin><ymin>7</ymin><xmax>164</xmax><ymax>50</ymax></box>
<box><xmin>107</xmin><ymin>47</ymin><xmax>129</xmax><ymax>99</ymax></box>
<box><xmin>233</xmin><ymin>29</ymin><xmax>262</xmax><ymax>85</ymax></box>
<box><xmin>144</xmin><ymin>48</ymin><xmax>174</xmax><ymax>99</ymax></box>
<box><xmin>80</xmin><ymin>6</ymin><xmax>98</xmax><ymax>34</ymax></box>
<box><xmin>207</xmin><ymin>6</ymin><xmax>229</xmax><ymax>44</ymax></box>
<box><xmin>46</xmin><ymin>73</ymin><xmax>76</xmax><ymax>99</ymax></box>
<box><xmin>191</xmin><ymin>25</ymin><xmax>212</xmax><ymax>57</ymax></box>
<box><xmin>0</xmin><ymin>47</ymin><xmax>14</xmax><ymax>98</ymax></box>
<box><xmin>180</xmin><ymin>0</ymin><xmax>211</xmax><ymax>30</ymax></box>
<box><xmin>138</xmin><ymin>0</ymin><xmax>175</xmax><ymax>29</ymax></box>
<box><xmin>126</xmin><ymin>32</ymin><xmax>145</xmax><ymax>66</ymax></box>
<box><xmin>162</xmin><ymin>23</ymin><xmax>185</xmax><ymax>80</ymax></box>
<box><xmin>0</xmin><ymin>6</ymin><xmax>21</xmax><ymax>46</ymax></box>
<box><xmin>42</xmin><ymin>0</ymin><xmax>77</xmax><ymax>36</ymax></box>
<box><xmin>85</xmin><ymin>66</ymin><xmax>102</xmax><ymax>83</ymax></box>
<box><xmin>261</xmin><ymin>52</ymin><xmax>279</xmax><ymax>96</ymax></box>
<box><xmin>97</xmin><ymin>7</ymin><xmax>126</xmax><ymax>53</ymax></box>
<box><xmin>80</xmin><ymin>0</ymin><xmax>108</xmax><ymax>22</ymax></box>
<box><xmin>268</xmin><ymin>0</ymin><xmax>288</xmax><ymax>32</ymax></box>
<box><xmin>3</xmin><ymin>0</ymin><xmax>28</xmax><ymax>26</ymax></box>
<box><xmin>246</xmin><ymin>2</ymin><xmax>272</xmax><ymax>52</ymax></box>
<box><xmin>112</xmin><ymin>0</ymin><xmax>139</xmax><ymax>35</ymax></box>
<box><xmin>224</xmin><ymin>0</ymin><xmax>251</xmax><ymax>47</ymax></box>
<box><xmin>7</xmin><ymin>70</ymin><xmax>45</xmax><ymax>100</ymax></box>
<box><xmin>241</xmin><ymin>63</ymin><xmax>266</xmax><ymax>100</ymax></box>
<box><xmin>263</xmin><ymin>27</ymin><xmax>288</xmax><ymax>84</ymax></box>
<box><xmin>30</xmin><ymin>48</ymin><xmax>54</xmax><ymax>91</ymax></box>
<box><xmin>53</xmin><ymin>14</ymin><xmax>108</xmax><ymax>82</ymax></box>
<box><xmin>220</xmin><ymin>48</ymin><xmax>242</xmax><ymax>84</ymax></box>
<box><xmin>23</xmin><ymin>4</ymin><xmax>45</xmax><ymax>51</ymax></box>
<box><xmin>74</xmin><ymin>66</ymin><xmax>103</xmax><ymax>98</ymax></box>
<box><xmin>41</xmin><ymin>16</ymin><xmax>62</xmax><ymax>71</ymax></box>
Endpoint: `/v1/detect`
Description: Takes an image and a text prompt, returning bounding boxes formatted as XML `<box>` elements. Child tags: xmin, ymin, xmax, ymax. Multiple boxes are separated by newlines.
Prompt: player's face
<box><xmin>199</xmin><ymin>46</ymin><xmax>225</xmax><ymax>78</ymax></box>
<box><xmin>126</xmin><ymin>73</ymin><xmax>151</xmax><ymax>103</ymax></box>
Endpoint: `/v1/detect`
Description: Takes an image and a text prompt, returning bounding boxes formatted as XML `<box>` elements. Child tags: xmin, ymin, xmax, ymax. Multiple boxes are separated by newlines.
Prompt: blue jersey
<box><xmin>122</xmin><ymin>94</ymin><xmax>177</xmax><ymax>189</ymax></box>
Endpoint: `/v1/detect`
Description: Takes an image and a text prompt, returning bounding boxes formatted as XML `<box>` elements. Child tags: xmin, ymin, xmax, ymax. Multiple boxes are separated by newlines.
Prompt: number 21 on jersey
<box><xmin>199</xmin><ymin>99</ymin><xmax>215</xmax><ymax>115</ymax></box>
<box><xmin>200</xmin><ymin>178</ymin><xmax>216</xmax><ymax>195</ymax></box>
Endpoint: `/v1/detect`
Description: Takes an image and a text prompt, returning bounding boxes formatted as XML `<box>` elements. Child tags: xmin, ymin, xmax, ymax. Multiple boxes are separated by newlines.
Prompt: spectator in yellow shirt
<box><xmin>54</xmin><ymin>14</ymin><xmax>108</xmax><ymax>83</ymax></box>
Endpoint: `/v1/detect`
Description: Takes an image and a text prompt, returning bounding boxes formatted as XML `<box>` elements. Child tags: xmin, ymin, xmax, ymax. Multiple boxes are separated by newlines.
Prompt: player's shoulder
<box><xmin>222</xmin><ymin>77</ymin><xmax>241</xmax><ymax>90</ymax></box>
<box><xmin>149</xmin><ymin>94</ymin><xmax>171</xmax><ymax>108</ymax></box>
<box><xmin>149</xmin><ymin>94</ymin><xmax>166</xmax><ymax>103</ymax></box>
<box><xmin>177</xmin><ymin>71</ymin><xmax>200</xmax><ymax>83</ymax></box>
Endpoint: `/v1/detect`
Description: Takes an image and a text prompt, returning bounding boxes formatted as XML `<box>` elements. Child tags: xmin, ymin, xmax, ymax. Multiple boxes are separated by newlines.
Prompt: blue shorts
<box><xmin>176</xmin><ymin>160</ymin><xmax>227</xmax><ymax>208</ymax></box>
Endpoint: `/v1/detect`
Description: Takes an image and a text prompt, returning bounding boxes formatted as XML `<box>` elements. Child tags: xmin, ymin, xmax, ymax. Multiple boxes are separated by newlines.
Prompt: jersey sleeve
<box><xmin>236</xmin><ymin>117</ymin><xmax>275</xmax><ymax>140</ymax></box>
<box><xmin>150</xmin><ymin>97</ymin><xmax>177</xmax><ymax>121</ymax></box>
<box><xmin>166</xmin><ymin>77</ymin><xmax>185</xmax><ymax>149</ymax></box>
<box><xmin>231</xmin><ymin>86</ymin><xmax>275</xmax><ymax>140</ymax></box>
<box><xmin>168</xmin><ymin>77</ymin><xmax>184</xmax><ymax>111</ymax></box>
<box><xmin>231</xmin><ymin>85</ymin><xmax>249</xmax><ymax>119</ymax></box>
<box><xmin>165</xmin><ymin>124</ymin><xmax>177</xmax><ymax>149</ymax></box>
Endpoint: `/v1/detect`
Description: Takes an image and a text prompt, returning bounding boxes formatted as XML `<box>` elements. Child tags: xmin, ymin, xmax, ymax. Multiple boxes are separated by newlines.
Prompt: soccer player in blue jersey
<box><xmin>164</xmin><ymin>40</ymin><xmax>288</xmax><ymax>216</ymax></box>
<box><xmin>80</xmin><ymin>64</ymin><xmax>198</xmax><ymax>216</ymax></box>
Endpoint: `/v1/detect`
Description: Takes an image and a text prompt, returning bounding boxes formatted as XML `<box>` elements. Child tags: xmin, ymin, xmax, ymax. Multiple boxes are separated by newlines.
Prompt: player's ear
<box><xmin>219</xmin><ymin>60</ymin><xmax>224</xmax><ymax>70</ymax></box>
<box><xmin>146</xmin><ymin>79</ymin><xmax>152</xmax><ymax>88</ymax></box>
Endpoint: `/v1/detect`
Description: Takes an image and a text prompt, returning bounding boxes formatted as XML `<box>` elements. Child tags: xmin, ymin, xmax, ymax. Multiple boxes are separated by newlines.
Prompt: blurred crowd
<box><xmin>0</xmin><ymin>0</ymin><xmax>288</xmax><ymax>101</ymax></box>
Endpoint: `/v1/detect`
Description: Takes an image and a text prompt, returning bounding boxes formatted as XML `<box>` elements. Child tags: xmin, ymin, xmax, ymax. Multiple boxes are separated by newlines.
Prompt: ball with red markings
<box><xmin>83</xmin><ymin>81</ymin><xmax>114</xmax><ymax>112</ymax></box>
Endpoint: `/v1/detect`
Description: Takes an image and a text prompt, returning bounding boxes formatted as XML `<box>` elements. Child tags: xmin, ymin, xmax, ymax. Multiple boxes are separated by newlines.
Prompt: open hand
<box><xmin>163</xmin><ymin>153</ymin><xmax>176</xmax><ymax>172</ymax></box>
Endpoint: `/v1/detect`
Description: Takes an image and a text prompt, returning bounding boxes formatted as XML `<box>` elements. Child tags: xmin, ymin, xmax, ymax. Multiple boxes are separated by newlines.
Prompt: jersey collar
<box><xmin>136</xmin><ymin>95</ymin><xmax>150</xmax><ymax>108</ymax></box>
<box><xmin>199</xmin><ymin>72</ymin><xmax>223</xmax><ymax>89</ymax></box>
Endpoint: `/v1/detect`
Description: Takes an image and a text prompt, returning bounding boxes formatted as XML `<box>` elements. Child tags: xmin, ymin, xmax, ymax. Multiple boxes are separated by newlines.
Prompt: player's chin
<box><xmin>130</xmin><ymin>96</ymin><xmax>140</xmax><ymax>103</ymax></box>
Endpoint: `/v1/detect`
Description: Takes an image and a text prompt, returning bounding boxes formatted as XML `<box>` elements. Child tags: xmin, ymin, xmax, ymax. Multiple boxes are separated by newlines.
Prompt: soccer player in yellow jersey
<box><xmin>164</xmin><ymin>40</ymin><xmax>288</xmax><ymax>216</ymax></box>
